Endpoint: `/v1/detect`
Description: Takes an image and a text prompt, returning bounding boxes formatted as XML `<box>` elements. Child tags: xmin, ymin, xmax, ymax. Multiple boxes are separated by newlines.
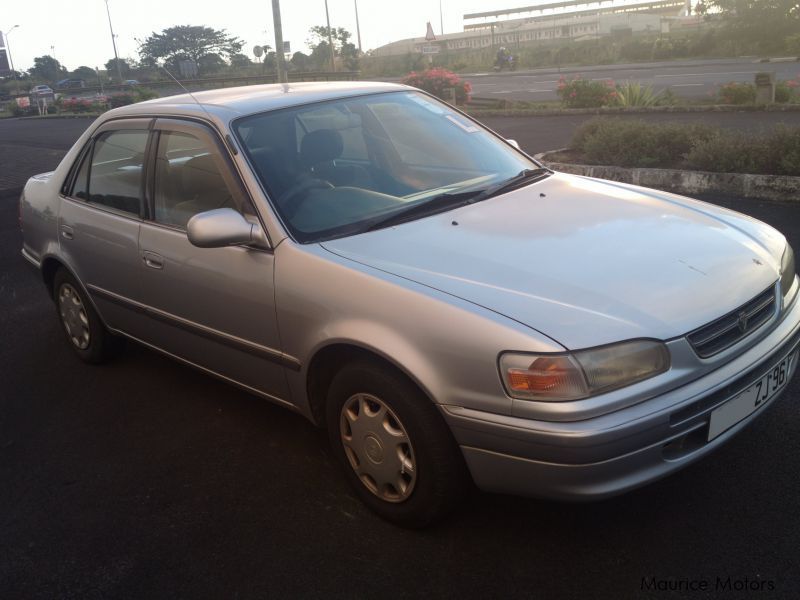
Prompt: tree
<box><xmin>307</xmin><ymin>26</ymin><xmax>360</xmax><ymax>71</ymax></box>
<box><xmin>28</xmin><ymin>55</ymin><xmax>67</xmax><ymax>83</ymax></box>
<box><xmin>290</xmin><ymin>51</ymin><xmax>311</xmax><ymax>71</ymax></box>
<box><xmin>198</xmin><ymin>53</ymin><xmax>226</xmax><ymax>74</ymax></box>
<box><xmin>230</xmin><ymin>53</ymin><xmax>253</xmax><ymax>68</ymax></box>
<box><xmin>105</xmin><ymin>58</ymin><xmax>131</xmax><ymax>78</ymax></box>
<box><xmin>71</xmin><ymin>66</ymin><xmax>96</xmax><ymax>80</ymax></box>
<box><xmin>138</xmin><ymin>25</ymin><xmax>243</xmax><ymax>74</ymax></box>
<box><xmin>706</xmin><ymin>0</ymin><xmax>800</xmax><ymax>51</ymax></box>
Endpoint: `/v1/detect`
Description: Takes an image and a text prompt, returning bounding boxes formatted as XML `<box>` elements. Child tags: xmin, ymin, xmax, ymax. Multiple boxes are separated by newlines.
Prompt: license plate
<box><xmin>708</xmin><ymin>351</ymin><xmax>797</xmax><ymax>441</ymax></box>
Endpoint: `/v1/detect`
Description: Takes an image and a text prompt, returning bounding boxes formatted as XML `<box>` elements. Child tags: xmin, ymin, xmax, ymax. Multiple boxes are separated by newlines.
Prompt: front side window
<box><xmin>81</xmin><ymin>130</ymin><xmax>148</xmax><ymax>216</ymax></box>
<box><xmin>153</xmin><ymin>130</ymin><xmax>247</xmax><ymax>229</ymax></box>
<box><xmin>234</xmin><ymin>91</ymin><xmax>537</xmax><ymax>243</ymax></box>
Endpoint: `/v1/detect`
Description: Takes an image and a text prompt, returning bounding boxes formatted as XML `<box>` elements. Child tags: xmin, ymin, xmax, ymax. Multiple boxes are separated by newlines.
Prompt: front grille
<box><xmin>687</xmin><ymin>287</ymin><xmax>776</xmax><ymax>358</ymax></box>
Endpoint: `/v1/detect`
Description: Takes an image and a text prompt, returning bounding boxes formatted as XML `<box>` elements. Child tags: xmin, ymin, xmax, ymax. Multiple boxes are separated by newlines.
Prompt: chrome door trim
<box><xmin>86</xmin><ymin>283</ymin><xmax>301</xmax><ymax>371</ymax></box>
<box><xmin>114</xmin><ymin>330</ymin><xmax>301</xmax><ymax>413</ymax></box>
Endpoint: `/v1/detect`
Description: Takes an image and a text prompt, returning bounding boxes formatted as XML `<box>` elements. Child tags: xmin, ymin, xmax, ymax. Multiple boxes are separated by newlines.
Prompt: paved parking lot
<box><xmin>1</xmin><ymin>116</ymin><xmax>799</xmax><ymax>599</ymax></box>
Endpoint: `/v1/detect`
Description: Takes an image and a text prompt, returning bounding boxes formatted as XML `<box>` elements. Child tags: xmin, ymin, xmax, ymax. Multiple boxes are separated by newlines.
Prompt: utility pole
<box><xmin>439</xmin><ymin>0</ymin><xmax>444</xmax><ymax>36</ymax></box>
<box><xmin>324</xmin><ymin>0</ymin><xmax>336</xmax><ymax>72</ymax></box>
<box><xmin>3</xmin><ymin>25</ymin><xmax>20</xmax><ymax>94</ymax></box>
<box><xmin>104</xmin><ymin>0</ymin><xmax>123</xmax><ymax>84</ymax></box>
<box><xmin>272</xmin><ymin>0</ymin><xmax>288</xmax><ymax>83</ymax></box>
<box><xmin>354</xmin><ymin>0</ymin><xmax>362</xmax><ymax>53</ymax></box>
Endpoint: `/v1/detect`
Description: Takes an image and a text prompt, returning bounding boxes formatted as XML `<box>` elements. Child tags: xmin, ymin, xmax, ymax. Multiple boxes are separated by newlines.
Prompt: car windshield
<box><xmin>233</xmin><ymin>91</ymin><xmax>539</xmax><ymax>243</ymax></box>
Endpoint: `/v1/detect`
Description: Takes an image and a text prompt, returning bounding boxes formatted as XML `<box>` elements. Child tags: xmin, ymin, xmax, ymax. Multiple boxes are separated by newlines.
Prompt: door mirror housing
<box><xmin>187</xmin><ymin>208</ymin><xmax>269</xmax><ymax>249</ymax></box>
<box><xmin>506</xmin><ymin>139</ymin><xmax>520</xmax><ymax>150</ymax></box>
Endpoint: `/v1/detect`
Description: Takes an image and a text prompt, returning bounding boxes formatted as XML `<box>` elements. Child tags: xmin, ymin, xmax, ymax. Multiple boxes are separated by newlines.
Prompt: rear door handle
<box><xmin>142</xmin><ymin>251</ymin><xmax>164</xmax><ymax>270</ymax></box>
<box><xmin>60</xmin><ymin>225</ymin><xmax>74</xmax><ymax>240</ymax></box>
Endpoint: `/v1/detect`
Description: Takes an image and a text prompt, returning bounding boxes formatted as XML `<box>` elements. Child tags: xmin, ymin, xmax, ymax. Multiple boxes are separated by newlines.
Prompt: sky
<box><xmin>2</xmin><ymin>0</ymin><xmax>503</xmax><ymax>72</ymax></box>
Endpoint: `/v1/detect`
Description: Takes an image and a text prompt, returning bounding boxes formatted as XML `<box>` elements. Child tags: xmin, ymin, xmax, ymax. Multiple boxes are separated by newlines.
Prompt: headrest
<box><xmin>182</xmin><ymin>155</ymin><xmax>226</xmax><ymax>198</ymax></box>
<box><xmin>300</xmin><ymin>129</ymin><xmax>343</xmax><ymax>167</ymax></box>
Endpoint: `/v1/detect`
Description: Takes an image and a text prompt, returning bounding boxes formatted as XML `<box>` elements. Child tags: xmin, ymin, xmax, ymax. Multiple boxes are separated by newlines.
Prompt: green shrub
<box><xmin>108</xmin><ymin>92</ymin><xmax>135</xmax><ymax>108</ymax></box>
<box><xmin>717</xmin><ymin>81</ymin><xmax>756</xmax><ymax>105</ymax></box>
<box><xmin>775</xmin><ymin>78</ymin><xmax>799</xmax><ymax>103</ymax></box>
<box><xmin>613</xmin><ymin>82</ymin><xmax>665</xmax><ymax>107</ymax></box>
<box><xmin>684</xmin><ymin>131</ymin><xmax>765</xmax><ymax>173</ymax></box>
<box><xmin>132</xmin><ymin>87</ymin><xmax>159</xmax><ymax>102</ymax></box>
<box><xmin>571</xmin><ymin>118</ymin><xmax>715</xmax><ymax>168</ymax></box>
<box><xmin>556</xmin><ymin>76</ymin><xmax>617</xmax><ymax>108</ymax></box>
<box><xmin>10</xmin><ymin>102</ymin><xmax>37</xmax><ymax>117</ymax></box>
<box><xmin>760</xmin><ymin>125</ymin><xmax>800</xmax><ymax>176</ymax></box>
<box><xmin>570</xmin><ymin>119</ymin><xmax>800</xmax><ymax>176</ymax></box>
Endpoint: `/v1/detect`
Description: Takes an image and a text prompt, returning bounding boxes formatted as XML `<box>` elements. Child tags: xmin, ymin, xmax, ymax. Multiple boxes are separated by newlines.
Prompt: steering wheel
<box><xmin>277</xmin><ymin>177</ymin><xmax>334</xmax><ymax>220</ymax></box>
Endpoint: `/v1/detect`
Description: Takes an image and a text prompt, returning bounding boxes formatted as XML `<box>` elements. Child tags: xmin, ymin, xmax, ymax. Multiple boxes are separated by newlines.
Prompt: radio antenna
<box><xmin>157</xmin><ymin>63</ymin><xmax>238</xmax><ymax>154</ymax></box>
<box><xmin>158</xmin><ymin>63</ymin><xmax>216</xmax><ymax>124</ymax></box>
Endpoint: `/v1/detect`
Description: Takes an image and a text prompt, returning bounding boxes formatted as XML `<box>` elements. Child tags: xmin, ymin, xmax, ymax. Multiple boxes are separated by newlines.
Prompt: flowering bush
<box><xmin>775</xmin><ymin>76</ymin><xmax>800</xmax><ymax>103</ymax></box>
<box><xmin>59</xmin><ymin>98</ymin><xmax>105</xmax><ymax>113</ymax></box>
<box><xmin>401</xmin><ymin>68</ymin><xmax>472</xmax><ymax>105</ymax></box>
<box><xmin>108</xmin><ymin>92</ymin><xmax>136</xmax><ymax>108</ymax></box>
<box><xmin>717</xmin><ymin>82</ymin><xmax>756</xmax><ymax>105</ymax></box>
<box><xmin>556</xmin><ymin>76</ymin><xmax>617</xmax><ymax>108</ymax></box>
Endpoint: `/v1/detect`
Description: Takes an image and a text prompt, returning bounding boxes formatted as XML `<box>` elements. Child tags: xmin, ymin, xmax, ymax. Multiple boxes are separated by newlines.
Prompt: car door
<box><xmin>58</xmin><ymin>118</ymin><xmax>152</xmax><ymax>334</ymax></box>
<box><xmin>136</xmin><ymin>118</ymin><xmax>291</xmax><ymax>403</ymax></box>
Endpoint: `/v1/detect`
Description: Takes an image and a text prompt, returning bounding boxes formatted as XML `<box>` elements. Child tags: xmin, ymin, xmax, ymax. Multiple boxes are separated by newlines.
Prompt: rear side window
<box><xmin>82</xmin><ymin>130</ymin><xmax>149</xmax><ymax>216</ymax></box>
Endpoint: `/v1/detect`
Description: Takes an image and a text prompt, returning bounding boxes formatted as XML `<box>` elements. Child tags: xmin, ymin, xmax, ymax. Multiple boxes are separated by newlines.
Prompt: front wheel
<box><xmin>326</xmin><ymin>359</ymin><xmax>469</xmax><ymax>528</ymax></box>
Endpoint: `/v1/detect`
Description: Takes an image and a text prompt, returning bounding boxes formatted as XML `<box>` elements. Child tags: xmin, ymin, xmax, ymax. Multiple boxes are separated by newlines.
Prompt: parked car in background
<box><xmin>123</xmin><ymin>79</ymin><xmax>140</xmax><ymax>86</ymax></box>
<box><xmin>56</xmin><ymin>79</ymin><xmax>87</xmax><ymax>89</ymax></box>
<box><xmin>29</xmin><ymin>85</ymin><xmax>54</xmax><ymax>96</ymax></box>
<box><xmin>18</xmin><ymin>82</ymin><xmax>799</xmax><ymax>527</ymax></box>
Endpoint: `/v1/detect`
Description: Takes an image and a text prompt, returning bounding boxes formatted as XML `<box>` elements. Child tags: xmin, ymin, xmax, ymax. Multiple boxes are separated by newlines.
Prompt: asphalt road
<box><xmin>1</xmin><ymin>117</ymin><xmax>800</xmax><ymax>599</ymax></box>
<box><xmin>466</xmin><ymin>57</ymin><xmax>800</xmax><ymax>102</ymax></box>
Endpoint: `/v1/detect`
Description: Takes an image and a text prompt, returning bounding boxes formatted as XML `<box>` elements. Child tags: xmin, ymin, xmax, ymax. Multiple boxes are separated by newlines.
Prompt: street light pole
<box><xmin>354</xmin><ymin>0</ymin><xmax>362</xmax><ymax>53</ymax></box>
<box><xmin>104</xmin><ymin>0</ymin><xmax>123</xmax><ymax>84</ymax></box>
<box><xmin>271</xmin><ymin>0</ymin><xmax>288</xmax><ymax>83</ymax></box>
<box><xmin>324</xmin><ymin>0</ymin><xmax>335</xmax><ymax>72</ymax></box>
<box><xmin>3</xmin><ymin>25</ymin><xmax>20</xmax><ymax>94</ymax></box>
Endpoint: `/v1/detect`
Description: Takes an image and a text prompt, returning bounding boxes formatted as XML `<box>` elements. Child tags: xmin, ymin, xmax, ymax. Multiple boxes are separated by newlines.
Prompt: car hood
<box><xmin>320</xmin><ymin>173</ymin><xmax>783</xmax><ymax>349</ymax></box>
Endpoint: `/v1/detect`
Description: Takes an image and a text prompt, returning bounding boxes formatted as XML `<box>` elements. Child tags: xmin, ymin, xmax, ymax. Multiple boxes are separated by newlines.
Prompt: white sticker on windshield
<box><xmin>445</xmin><ymin>114</ymin><xmax>479</xmax><ymax>133</ymax></box>
<box><xmin>406</xmin><ymin>93</ymin><xmax>446</xmax><ymax>114</ymax></box>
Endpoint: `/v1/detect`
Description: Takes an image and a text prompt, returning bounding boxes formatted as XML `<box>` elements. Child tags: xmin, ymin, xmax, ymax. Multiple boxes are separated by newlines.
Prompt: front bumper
<box><xmin>442</xmin><ymin>293</ymin><xmax>800</xmax><ymax>501</ymax></box>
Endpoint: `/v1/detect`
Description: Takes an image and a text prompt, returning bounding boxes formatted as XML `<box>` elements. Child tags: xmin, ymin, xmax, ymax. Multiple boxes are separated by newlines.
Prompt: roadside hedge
<box><xmin>569</xmin><ymin>119</ymin><xmax>800</xmax><ymax>176</ymax></box>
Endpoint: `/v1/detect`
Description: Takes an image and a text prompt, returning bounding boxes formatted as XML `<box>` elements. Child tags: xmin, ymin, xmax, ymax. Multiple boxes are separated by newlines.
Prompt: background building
<box><xmin>372</xmin><ymin>0</ymin><xmax>704</xmax><ymax>57</ymax></box>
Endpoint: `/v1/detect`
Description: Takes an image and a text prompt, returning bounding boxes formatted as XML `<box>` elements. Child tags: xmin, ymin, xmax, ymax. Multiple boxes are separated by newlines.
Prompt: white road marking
<box><xmin>655</xmin><ymin>71</ymin><xmax>757</xmax><ymax>78</ymax></box>
<box><xmin>671</xmin><ymin>83</ymin><xmax>704</xmax><ymax>87</ymax></box>
<box><xmin>490</xmin><ymin>90</ymin><xmax>515</xmax><ymax>94</ymax></box>
<box><xmin>526</xmin><ymin>89</ymin><xmax>554</xmax><ymax>93</ymax></box>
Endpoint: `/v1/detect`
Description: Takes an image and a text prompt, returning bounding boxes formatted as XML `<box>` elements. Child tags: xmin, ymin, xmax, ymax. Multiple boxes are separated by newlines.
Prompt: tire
<box><xmin>326</xmin><ymin>359</ymin><xmax>469</xmax><ymax>528</ymax></box>
<box><xmin>53</xmin><ymin>268</ymin><xmax>122</xmax><ymax>364</ymax></box>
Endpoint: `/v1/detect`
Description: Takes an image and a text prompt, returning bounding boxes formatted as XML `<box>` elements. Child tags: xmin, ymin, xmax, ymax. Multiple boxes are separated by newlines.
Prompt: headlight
<box><xmin>500</xmin><ymin>340</ymin><xmax>670</xmax><ymax>402</ymax></box>
<box><xmin>780</xmin><ymin>243</ymin><xmax>796</xmax><ymax>301</ymax></box>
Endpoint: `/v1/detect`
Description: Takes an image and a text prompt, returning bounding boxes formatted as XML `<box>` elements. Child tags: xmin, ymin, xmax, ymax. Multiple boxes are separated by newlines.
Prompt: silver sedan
<box><xmin>20</xmin><ymin>82</ymin><xmax>799</xmax><ymax>527</ymax></box>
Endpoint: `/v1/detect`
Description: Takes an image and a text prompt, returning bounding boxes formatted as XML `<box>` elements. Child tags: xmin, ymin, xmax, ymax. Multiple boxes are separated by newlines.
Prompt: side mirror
<box><xmin>187</xmin><ymin>208</ymin><xmax>269</xmax><ymax>249</ymax></box>
<box><xmin>506</xmin><ymin>139</ymin><xmax>521</xmax><ymax>150</ymax></box>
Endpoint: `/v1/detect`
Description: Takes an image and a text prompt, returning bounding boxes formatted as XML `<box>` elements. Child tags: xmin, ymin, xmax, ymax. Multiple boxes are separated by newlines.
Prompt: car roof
<box><xmin>107</xmin><ymin>81</ymin><xmax>410</xmax><ymax>123</ymax></box>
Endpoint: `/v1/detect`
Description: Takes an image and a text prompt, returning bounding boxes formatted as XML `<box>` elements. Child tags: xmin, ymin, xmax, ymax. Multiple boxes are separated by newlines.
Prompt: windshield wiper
<box><xmin>363</xmin><ymin>168</ymin><xmax>551</xmax><ymax>233</ymax></box>
<box><xmin>364</xmin><ymin>189</ymin><xmax>484</xmax><ymax>232</ymax></box>
<box><xmin>466</xmin><ymin>167</ymin><xmax>551</xmax><ymax>203</ymax></box>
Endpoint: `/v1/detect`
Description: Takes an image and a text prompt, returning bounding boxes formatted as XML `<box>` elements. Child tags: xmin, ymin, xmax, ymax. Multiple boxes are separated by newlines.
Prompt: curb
<box><xmin>534</xmin><ymin>150</ymin><xmax>800</xmax><ymax>203</ymax></box>
<box><xmin>467</xmin><ymin>104</ymin><xmax>800</xmax><ymax>118</ymax></box>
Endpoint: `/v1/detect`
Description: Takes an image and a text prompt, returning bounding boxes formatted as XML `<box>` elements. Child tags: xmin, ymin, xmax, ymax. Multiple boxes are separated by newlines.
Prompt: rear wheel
<box><xmin>326</xmin><ymin>359</ymin><xmax>468</xmax><ymax>528</ymax></box>
<box><xmin>53</xmin><ymin>269</ymin><xmax>121</xmax><ymax>364</ymax></box>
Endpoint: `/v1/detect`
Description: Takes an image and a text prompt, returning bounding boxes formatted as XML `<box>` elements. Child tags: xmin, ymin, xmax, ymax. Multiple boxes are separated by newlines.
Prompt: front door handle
<box><xmin>60</xmin><ymin>225</ymin><xmax>74</xmax><ymax>240</ymax></box>
<box><xmin>142</xmin><ymin>251</ymin><xmax>164</xmax><ymax>270</ymax></box>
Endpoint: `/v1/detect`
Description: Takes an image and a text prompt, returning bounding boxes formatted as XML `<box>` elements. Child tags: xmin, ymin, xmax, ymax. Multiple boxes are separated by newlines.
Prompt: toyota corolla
<box><xmin>19</xmin><ymin>82</ymin><xmax>799</xmax><ymax>527</ymax></box>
